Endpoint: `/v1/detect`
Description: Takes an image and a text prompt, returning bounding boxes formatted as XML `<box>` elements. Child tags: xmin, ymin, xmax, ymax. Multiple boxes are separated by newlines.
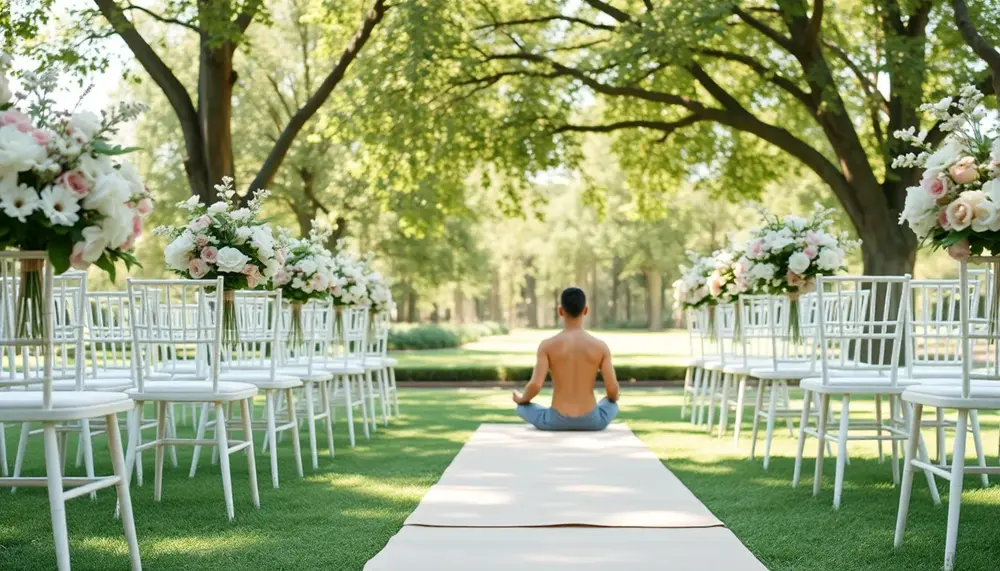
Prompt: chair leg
<box><xmin>681</xmin><ymin>366</ymin><xmax>693</xmax><ymax>419</ymax></box>
<box><xmin>875</xmin><ymin>394</ymin><xmax>885</xmax><ymax>463</ymax></box>
<box><xmin>342</xmin><ymin>377</ymin><xmax>357</xmax><ymax>448</ymax></box>
<box><xmin>365</xmin><ymin>370</ymin><xmax>378</xmax><ymax>433</ymax></box>
<box><xmin>832</xmin><ymin>395</ymin><xmax>851</xmax><ymax>509</ymax></box>
<box><xmin>154</xmin><ymin>401</ymin><xmax>168</xmax><ymax>503</ymax></box>
<box><xmin>750</xmin><ymin>379</ymin><xmax>766</xmax><ymax>461</ymax></box>
<box><xmin>189</xmin><ymin>402</ymin><xmax>211</xmax><ymax>479</ymax></box>
<box><xmin>379</xmin><ymin>368</ymin><xmax>390</xmax><ymax>427</ymax></box>
<box><xmin>319</xmin><ymin>380</ymin><xmax>335</xmax><ymax>459</ymax></box>
<box><xmin>780</xmin><ymin>382</ymin><xmax>795</xmax><ymax>436</ymax></box>
<box><xmin>239</xmin><ymin>398</ymin><xmax>261</xmax><ymax>510</ymax></box>
<box><xmin>135</xmin><ymin>405</ymin><xmax>144</xmax><ymax>486</ymax></box>
<box><xmin>0</xmin><ymin>422</ymin><xmax>7</xmax><ymax>477</ymax></box>
<box><xmin>717</xmin><ymin>373</ymin><xmax>732</xmax><ymax>439</ymax></box>
<box><xmin>265</xmin><ymin>391</ymin><xmax>280</xmax><ymax>489</ymax></box>
<box><xmin>733</xmin><ymin>376</ymin><xmax>748</xmax><ymax>446</ymax></box>
<box><xmin>895</xmin><ymin>402</ymin><xmax>924</xmax><ymax>548</ymax></box>
<box><xmin>705</xmin><ymin>370</ymin><xmax>719</xmax><ymax>431</ymax></box>
<box><xmin>763</xmin><ymin>382</ymin><xmax>779</xmax><ymax>471</ymax></box>
<box><xmin>813</xmin><ymin>394</ymin><xmax>830</xmax><ymax>497</ymax></box>
<box><xmin>123</xmin><ymin>404</ymin><xmax>139</xmax><ymax>487</ymax></box>
<box><xmin>11</xmin><ymin>421</ymin><xmax>30</xmax><ymax>494</ymax></box>
<box><xmin>937</xmin><ymin>407</ymin><xmax>947</xmax><ymax>466</ymax></box>
<box><xmin>690</xmin><ymin>368</ymin><xmax>704</xmax><ymax>426</ymax></box>
<box><xmin>80</xmin><ymin>418</ymin><xmax>97</xmax><ymax>500</ymax></box>
<box><xmin>285</xmin><ymin>388</ymin><xmax>304</xmax><ymax>478</ymax></box>
<box><xmin>944</xmin><ymin>409</ymin><xmax>969</xmax><ymax>571</ymax></box>
<box><xmin>357</xmin><ymin>374</ymin><xmax>371</xmax><ymax>440</ymax></box>
<box><xmin>304</xmin><ymin>382</ymin><xmax>319</xmax><ymax>469</ymax></box>
<box><xmin>43</xmin><ymin>423</ymin><xmax>71</xmax><ymax>571</ymax></box>
<box><xmin>105</xmin><ymin>413</ymin><xmax>141</xmax><ymax>571</ymax></box>
<box><xmin>166</xmin><ymin>404</ymin><xmax>178</xmax><ymax>469</ymax></box>
<box><xmin>889</xmin><ymin>395</ymin><xmax>900</xmax><ymax>486</ymax></box>
<box><xmin>792</xmin><ymin>390</ymin><xmax>811</xmax><ymax>488</ymax></box>
<box><xmin>390</xmin><ymin>367</ymin><xmax>400</xmax><ymax>416</ymax></box>
<box><xmin>969</xmin><ymin>410</ymin><xmax>989</xmax><ymax>488</ymax></box>
<box><xmin>215</xmin><ymin>403</ymin><xmax>236</xmax><ymax>521</ymax></box>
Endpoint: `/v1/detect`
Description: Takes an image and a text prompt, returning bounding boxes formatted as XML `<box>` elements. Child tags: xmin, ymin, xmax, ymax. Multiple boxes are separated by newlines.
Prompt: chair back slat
<box><xmin>0</xmin><ymin>252</ymin><xmax>56</xmax><ymax>407</ymax></box>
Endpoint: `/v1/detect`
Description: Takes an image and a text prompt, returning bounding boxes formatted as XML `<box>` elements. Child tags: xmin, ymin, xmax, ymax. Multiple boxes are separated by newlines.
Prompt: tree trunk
<box><xmin>590</xmin><ymin>264</ymin><xmax>599</xmax><ymax>328</ymax></box>
<box><xmin>198</xmin><ymin>38</ymin><xmax>236</xmax><ymax>203</ymax></box>
<box><xmin>453</xmin><ymin>286</ymin><xmax>466</xmax><ymax>324</ymax></box>
<box><xmin>489</xmin><ymin>273</ymin><xmax>502</xmax><ymax>321</ymax></box>
<box><xmin>625</xmin><ymin>279</ymin><xmax>631</xmax><ymax>321</ymax></box>
<box><xmin>553</xmin><ymin>288</ymin><xmax>560</xmax><ymax>325</ymax></box>
<box><xmin>645</xmin><ymin>271</ymin><xmax>663</xmax><ymax>332</ymax></box>
<box><xmin>610</xmin><ymin>256</ymin><xmax>621</xmax><ymax>322</ymax></box>
<box><xmin>523</xmin><ymin>266</ymin><xmax>539</xmax><ymax>328</ymax></box>
<box><xmin>406</xmin><ymin>287</ymin><xmax>418</xmax><ymax>322</ymax></box>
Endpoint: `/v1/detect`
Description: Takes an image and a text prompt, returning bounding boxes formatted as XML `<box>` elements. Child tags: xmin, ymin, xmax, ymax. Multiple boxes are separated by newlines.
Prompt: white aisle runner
<box><xmin>365</xmin><ymin>424</ymin><xmax>767</xmax><ymax>570</ymax></box>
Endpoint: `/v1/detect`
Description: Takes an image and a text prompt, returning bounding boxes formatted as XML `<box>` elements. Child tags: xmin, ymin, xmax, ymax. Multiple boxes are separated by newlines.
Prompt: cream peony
<box><xmin>78</xmin><ymin>225</ymin><xmax>110</xmax><ymax>263</ymax></box>
<box><xmin>215</xmin><ymin>246</ymin><xmax>250</xmax><ymax>273</ymax></box>
<box><xmin>0</xmin><ymin>124</ymin><xmax>46</xmax><ymax>174</ymax></box>
<box><xmin>165</xmin><ymin>232</ymin><xmax>196</xmax><ymax>271</ymax></box>
<box><xmin>944</xmin><ymin>191</ymin><xmax>983</xmax><ymax>230</ymax></box>
<box><xmin>972</xmin><ymin>198</ymin><xmax>1000</xmax><ymax>232</ymax></box>
<box><xmin>787</xmin><ymin>252</ymin><xmax>810</xmax><ymax>274</ymax></box>
<box><xmin>77</xmin><ymin>153</ymin><xmax>114</xmax><ymax>184</ymax></box>
<box><xmin>949</xmin><ymin>156</ymin><xmax>980</xmax><ymax>185</ymax></box>
<box><xmin>84</xmin><ymin>170</ymin><xmax>132</xmax><ymax>213</ymax></box>
<box><xmin>67</xmin><ymin>111</ymin><xmax>102</xmax><ymax>141</ymax></box>
<box><xmin>816</xmin><ymin>248</ymin><xmax>844</xmax><ymax>271</ymax></box>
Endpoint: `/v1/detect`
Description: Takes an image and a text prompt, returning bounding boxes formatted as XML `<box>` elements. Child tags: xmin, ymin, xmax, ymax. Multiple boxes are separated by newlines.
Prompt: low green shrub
<box><xmin>388</xmin><ymin>321</ymin><xmax>509</xmax><ymax>350</ymax></box>
<box><xmin>393</xmin><ymin>364</ymin><xmax>686</xmax><ymax>382</ymax></box>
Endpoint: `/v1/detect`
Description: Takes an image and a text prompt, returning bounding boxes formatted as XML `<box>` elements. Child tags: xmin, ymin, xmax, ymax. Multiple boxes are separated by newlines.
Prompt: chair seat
<box><xmin>347</xmin><ymin>358</ymin><xmax>389</xmax><ymax>371</ymax></box>
<box><xmin>126</xmin><ymin>381</ymin><xmax>258</xmax><ymax>402</ymax></box>
<box><xmin>382</xmin><ymin>357</ymin><xmax>398</xmax><ymax>367</ymax></box>
<box><xmin>902</xmin><ymin>382</ymin><xmax>1000</xmax><ymax>409</ymax></box>
<box><xmin>901</xmin><ymin>364</ymin><xmax>963</xmax><ymax>380</ymax></box>
<box><xmin>219</xmin><ymin>370</ymin><xmax>303</xmax><ymax>389</ymax></box>
<box><xmin>0</xmin><ymin>391</ymin><xmax>134</xmax><ymax>422</ymax></box>
<box><xmin>751</xmin><ymin>364</ymin><xmax>819</xmax><ymax>380</ymax></box>
<box><xmin>154</xmin><ymin>361</ymin><xmax>201</xmax><ymax>375</ymax></box>
<box><xmin>721</xmin><ymin>359</ymin><xmax>772</xmax><ymax>375</ymax></box>
<box><xmin>800</xmin><ymin>376</ymin><xmax>921</xmax><ymax>395</ymax></box>
<box><xmin>52</xmin><ymin>378</ymin><xmax>133</xmax><ymax>392</ymax></box>
<box><xmin>276</xmin><ymin>365</ymin><xmax>333</xmax><ymax>382</ymax></box>
<box><xmin>705</xmin><ymin>357</ymin><xmax>770</xmax><ymax>372</ymax></box>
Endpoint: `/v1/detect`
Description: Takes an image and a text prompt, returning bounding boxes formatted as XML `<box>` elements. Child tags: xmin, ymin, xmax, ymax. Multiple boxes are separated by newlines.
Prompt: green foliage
<box><xmin>394</xmin><ymin>364</ymin><xmax>685</xmax><ymax>382</ymax></box>
<box><xmin>388</xmin><ymin>321</ymin><xmax>508</xmax><ymax>350</ymax></box>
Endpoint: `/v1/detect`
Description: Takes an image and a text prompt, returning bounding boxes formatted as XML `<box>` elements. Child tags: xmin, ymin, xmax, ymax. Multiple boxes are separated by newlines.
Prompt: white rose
<box><xmin>972</xmin><ymin>198</ymin><xmax>1000</xmax><ymax>232</ymax></box>
<box><xmin>164</xmin><ymin>232</ymin><xmax>196</xmax><ymax>271</ymax></box>
<box><xmin>235</xmin><ymin>227</ymin><xmax>252</xmax><ymax>244</ymax></box>
<box><xmin>753</xmin><ymin>263</ymin><xmax>776</xmax><ymax>281</ymax></box>
<box><xmin>262</xmin><ymin>258</ymin><xmax>281</xmax><ymax>278</ymax></box>
<box><xmin>983</xmin><ymin>178</ymin><xmax>1000</xmax><ymax>204</ymax></box>
<box><xmin>298</xmin><ymin>259</ymin><xmax>318</xmax><ymax>276</ymax></box>
<box><xmin>899</xmin><ymin>185</ymin><xmax>939</xmax><ymax>238</ymax></box>
<box><xmin>230</xmin><ymin>208</ymin><xmax>251</xmax><ymax>221</ymax></box>
<box><xmin>0</xmin><ymin>125</ymin><xmax>46</xmax><ymax>174</ymax></box>
<box><xmin>788</xmin><ymin>252</ymin><xmax>810</xmax><ymax>274</ymax></box>
<box><xmin>207</xmin><ymin>201</ymin><xmax>228</xmax><ymax>214</ymax></box>
<box><xmin>79</xmin><ymin>225</ymin><xmax>110</xmax><ymax>263</ymax></box>
<box><xmin>215</xmin><ymin>247</ymin><xmax>250</xmax><ymax>273</ymax></box>
<box><xmin>84</xmin><ymin>171</ymin><xmax>132</xmax><ymax>214</ymax></box>
<box><xmin>250</xmin><ymin>226</ymin><xmax>275</xmax><ymax>258</ymax></box>
<box><xmin>925</xmin><ymin>139</ymin><xmax>963</xmax><ymax>171</ymax></box>
<box><xmin>67</xmin><ymin>111</ymin><xmax>102</xmax><ymax>141</ymax></box>
<box><xmin>117</xmin><ymin>160</ymin><xmax>145</xmax><ymax>195</ymax></box>
<box><xmin>77</xmin><ymin>153</ymin><xmax>114</xmax><ymax>184</ymax></box>
<box><xmin>101</xmin><ymin>201</ymin><xmax>134</xmax><ymax>248</ymax></box>
<box><xmin>816</xmin><ymin>248</ymin><xmax>844</xmax><ymax>271</ymax></box>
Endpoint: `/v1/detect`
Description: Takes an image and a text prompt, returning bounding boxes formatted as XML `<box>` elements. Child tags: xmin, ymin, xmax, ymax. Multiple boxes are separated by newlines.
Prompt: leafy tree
<box><xmin>443</xmin><ymin>0</ymin><xmax>996</xmax><ymax>275</ymax></box>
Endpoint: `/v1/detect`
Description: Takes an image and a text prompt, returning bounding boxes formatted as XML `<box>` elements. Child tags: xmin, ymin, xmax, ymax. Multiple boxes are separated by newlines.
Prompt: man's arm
<box><xmin>599</xmin><ymin>343</ymin><xmax>620</xmax><ymax>403</ymax></box>
<box><xmin>513</xmin><ymin>343</ymin><xmax>549</xmax><ymax>405</ymax></box>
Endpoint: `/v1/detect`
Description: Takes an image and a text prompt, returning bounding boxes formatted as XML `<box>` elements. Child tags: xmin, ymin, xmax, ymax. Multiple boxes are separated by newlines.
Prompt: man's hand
<box><xmin>512</xmin><ymin>390</ymin><xmax>526</xmax><ymax>405</ymax></box>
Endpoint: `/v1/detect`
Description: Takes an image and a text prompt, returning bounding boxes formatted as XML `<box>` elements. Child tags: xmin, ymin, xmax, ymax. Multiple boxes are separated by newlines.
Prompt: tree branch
<box><xmin>698</xmin><ymin>49</ymin><xmax>815</xmax><ymax>111</ymax></box>
<box><xmin>122</xmin><ymin>3</ymin><xmax>198</xmax><ymax>32</ymax></box>
<box><xmin>246</xmin><ymin>0</ymin><xmax>388</xmax><ymax>199</ymax></box>
<box><xmin>581</xmin><ymin>0</ymin><xmax>632</xmax><ymax>23</ymax></box>
<box><xmin>553</xmin><ymin>117</ymin><xmax>701</xmax><ymax>136</ymax></box>
<box><xmin>822</xmin><ymin>40</ymin><xmax>888</xmax><ymax>107</ymax></box>
<box><xmin>805</xmin><ymin>0</ymin><xmax>824</xmax><ymax>49</ymax></box>
<box><xmin>474</xmin><ymin>14</ymin><xmax>616</xmax><ymax>32</ymax></box>
<box><xmin>732</xmin><ymin>6</ymin><xmax>795</xmax><ymax>52</ymax></box>
<box><xmin>951</xmin><ymin>0</ymin><xmax>1000</xmax><ymax>96</ymax></box>
<box><xmin>235</xmin><ymin>0</ymin><xmax>263</xmax><ymax>34</ymax></box>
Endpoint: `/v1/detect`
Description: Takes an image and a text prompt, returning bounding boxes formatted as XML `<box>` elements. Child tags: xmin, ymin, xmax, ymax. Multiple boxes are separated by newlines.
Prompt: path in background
<box><xmin>366</xmin><ymin>424</ymin><xmax>766</xmax><ymax>570</ymax></box>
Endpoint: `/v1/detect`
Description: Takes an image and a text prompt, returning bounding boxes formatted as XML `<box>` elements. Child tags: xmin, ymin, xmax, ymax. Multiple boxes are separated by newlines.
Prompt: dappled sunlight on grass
<box><xmin>140</xmin><ymin>532</ymin><xmax>266</xmax><ymax>556</ymax></box>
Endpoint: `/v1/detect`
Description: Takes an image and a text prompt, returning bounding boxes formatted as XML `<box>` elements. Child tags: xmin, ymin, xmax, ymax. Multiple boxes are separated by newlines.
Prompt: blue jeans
<box><xmin>516</xmin><ymin>398</ymin><xmax>619</xmax><ymax>431</ymax></box>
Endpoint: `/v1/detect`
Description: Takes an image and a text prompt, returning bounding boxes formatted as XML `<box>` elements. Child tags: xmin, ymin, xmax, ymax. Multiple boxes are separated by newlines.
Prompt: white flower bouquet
<box><xmin>329</xmin><ymin>250</ymin><xmax>370</xmax><ymax>308</ymax></box>
<box><xmin>359</xmin><ymin>254</ymin><xmax>394</xmax><ymax>316</ymax></box>
<box><xmin>672</xmin><ymin>251</ymin><xmax>715</xmax><ymax>310</ymax></box>
<box><xmin>894</xmin><ymin>85</ymin><xmax>1000</xmax><ymax>260</ymax></box>
<box><xmin>740</xmin><ymin>204</ymin><xmax>859</xmax><ymax>341</ymax></box>
<box><xmin>0</xmin><ymin>58</ymin><xmax>152</xmax><ymax>337</ymax></box>
<box><xmin>155</xmin><ymin>177</ymin><xmax>282</xmax><ymax>345</ymax></box>
<box><xmin>272</xmin><ymin>227</ymin><xmax>336</xmax><ymax>345</ymax></box>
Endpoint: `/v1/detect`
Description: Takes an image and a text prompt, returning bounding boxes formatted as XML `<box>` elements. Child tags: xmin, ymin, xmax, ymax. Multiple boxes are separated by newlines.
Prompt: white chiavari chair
<box><xmin>896</xmin><ymin>259</ymin><xmax>1000</xmax><ymax>571</ymax></box>
<box><xmin>792</xmin><ymin>275</ymin><xmax>934</xmax><ymax>509</ymax></box>
<box><xmin>328</xmin><ymin>306</ymin><xmax>371</xmax><ymax>447</ymax></box>
<box><xmin>682</xmin><ymin>305</ymin><xmax>715</xmax><ymax>425</ymax></box>
<box><xmin>0</xmin><ymin>252</ymin><xmax>140</xmax><ymax>570</ymax></box>
<box><xmin>124</xmin><ymin>278</ymin><xmax>260</xmax><ymax>521</ymax></box>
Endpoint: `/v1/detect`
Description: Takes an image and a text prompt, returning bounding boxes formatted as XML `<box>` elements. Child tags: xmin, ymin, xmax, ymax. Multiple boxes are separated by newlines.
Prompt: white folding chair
<box><xmin>124</xmin><ymin>278</ymin><xmax>260</xmax><ymax>521</ymax></box>
<box><xmin>682</xmin><ymin>306</ymin><xmax>715</xmax><ymax>425</ymax></box>
<box><xmin>0</xmin><ymin>252</ymin><xmax>140</xmax><ymax>570</ymax></box>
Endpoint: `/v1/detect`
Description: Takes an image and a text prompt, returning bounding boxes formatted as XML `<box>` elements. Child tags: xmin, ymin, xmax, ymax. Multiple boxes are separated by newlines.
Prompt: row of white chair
<box><xmin>679</xmin><ymin>269</ymin><xmax>1000</xmax><ymax>570</ymax></box>
<box><xmin>0</xmin><ymin>252</ymin><xmax>402</xmax><ymax>570</ymax></box>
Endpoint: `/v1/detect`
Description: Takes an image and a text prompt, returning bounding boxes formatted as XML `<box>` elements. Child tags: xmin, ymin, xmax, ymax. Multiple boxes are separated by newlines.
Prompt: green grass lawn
<box><xmin>4</xmin><ymin>389</ymin><xmax>1000</xmax><ymax>570</ymax></box>
<box><xmin>393</xmin><ymin>328</ymin><xmax>691</xmax><ymax>369</ymax></box>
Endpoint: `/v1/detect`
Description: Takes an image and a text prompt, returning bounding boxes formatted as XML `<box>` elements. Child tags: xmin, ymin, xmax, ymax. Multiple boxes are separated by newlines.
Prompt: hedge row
<box><xmin>393</xmin><ymin>364</ymin><xmax>686</xmax><ymax>383</ymax></box>
<box><xmin>388</xmin><ymin>321</ymin><xmax>509</xmax><ymax>350</ymax></box>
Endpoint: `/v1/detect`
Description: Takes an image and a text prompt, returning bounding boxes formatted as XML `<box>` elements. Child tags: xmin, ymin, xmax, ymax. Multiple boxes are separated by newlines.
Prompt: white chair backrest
<box><xmin>0</xmin><ymin>252</ymin><xmax>57</xmax><ymax>406</ymax></box>
<box><xmin>366</xmin><ymin>311</ymin><xmax>390</xmax><ymax>359</ymax></box>
<box><xmin>960</xmin><ymin>260</ymin><xmax>1000</xmax><ymax>396</ymax></box>
<box><xmin>815</xmin><ymin>275</ymin><xmax>910</xmax><ymax>384</ymax></box>
<box><xmin>226</xmin><ymin>290</ymin><xmax>281</xmax><ymax>379</ymax></box>
<box><xmin>338</xmin><ymin>306</ymin><xmax>370</xmax><ymax>364</ymax></box>
<box><xmin>686</xmin><ymin>306</ymin><xmax>718</xmax><ymax>360</ymax></box>
<box><xmin>906</xmin><ymin>279</ymin><xmax>979</xmax><ymax>376</ymax></box>
<box><xmin>86</xmin><ymin>290</ymin><xmax>139</xmax><ymax>379</ymax></box>
<box><xmin>713</xmin><ymin>302</ymin><xmax>745</xmax><ymax>366</ymax></box>
<box><xmin>127</xmin><ymin>278</ymin><xmax>224</xmax><ymax>392</ymax></box>
<box><xmin>737</xmin><ymin>295</ymin><xmax>778</xmax><ymax>364</ymax></box>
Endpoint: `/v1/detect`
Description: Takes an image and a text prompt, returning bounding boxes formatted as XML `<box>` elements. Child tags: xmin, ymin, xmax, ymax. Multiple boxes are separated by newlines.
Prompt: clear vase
<box><xmin>288</xmin><ymin>302</ymin><xmax>305</xmax><ymax>347</ymax></box>
<box><xmin>16</xmin><ymin>258</ymin><xmax>46</xmax><ymax>339</ymax></box>
<box><xmin>788</xmin><ymin>292</ymin><xmax>802</xmax><ymax>345</ymax></box>
<box><xmin>222</xmin><ymin>290</ymin><xmax>239</xmax><ymax>347</ymax></box>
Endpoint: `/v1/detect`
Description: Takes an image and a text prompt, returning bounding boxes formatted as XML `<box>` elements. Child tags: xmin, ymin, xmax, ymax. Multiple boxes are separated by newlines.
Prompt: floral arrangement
<box><xmin>672</xmin><ymin>251</ymin><xmax>715</xmax><ymax>311</ymax></box>
<box><xmin>329</xmin><ymin>249</ymin><xmax>370</xmax><ymax>308</ymax></box>
<box><xmin>361</xmin><ymin>256</ymin><xmax>394</xmax><ymax>316</ymax></box>
<box><xmin>0</xmin><ymin>57</ymin><xmax>152</xmax><ymax>337</ymax></box>
<box><xmin>155</xmin><ymin>177</ymin><xmax>282</xmax><ymax>344</ymax></box>
<box><xmin>702</xmin><ymin>245</ymin><xmax>751</xmax><ymax>337</ymax></box>
<box><xmin>895</xmin><ymin>85</ymin><xmax>1000</xmax><ymax>260</ymax></box>
<box><xmin>272</xmin><ymin>227</ymin><xmax>336</xmax><ymax>345</ymax></box>
<box><xmin>739</xmin><ymin>204</ymin><xmax>858</xmax><ymax>341</ymax></box>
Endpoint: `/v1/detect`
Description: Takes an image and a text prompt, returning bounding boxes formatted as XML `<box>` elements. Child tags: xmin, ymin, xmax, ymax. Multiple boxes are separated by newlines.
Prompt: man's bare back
<box><xmin>513</xmin><ymin>287</ymin><xmax>620</xmax><ymax>431</ymax></box>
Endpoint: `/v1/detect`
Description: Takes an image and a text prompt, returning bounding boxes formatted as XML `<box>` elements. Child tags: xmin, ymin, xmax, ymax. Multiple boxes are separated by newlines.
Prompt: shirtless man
<box><xmin>512</xmin><ymin>287</ymin><xmax>620</xmax><ymax>431</ymax></box>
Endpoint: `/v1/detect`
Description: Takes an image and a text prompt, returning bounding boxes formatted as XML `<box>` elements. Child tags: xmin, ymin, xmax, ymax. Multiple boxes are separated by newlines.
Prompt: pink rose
<box><xmin>938</xmin><ymin>208</ymin><xmax>951</xmax><ymax>230</ymax></box>
<box><xmin>707</xmin><ymin>273</ymin><xmax>724</xmax><ymax>298</ymax></box>
<box><xmin>0</xmin><ymin>111</ymin><xmax>30</xmax><ymax>128</ymax></box>
<box><xmin>31</xmin><ymin>129</ymin><xmax>52</xmax><ymax>146</ymax></box>
<box><xmin>58</xmin><ymin>171</ymin><xmax>90</xmax><ymax>198</ymax></box>
<box><xmin>949</xmin><ymin>157</ymin><xmax>980</xmax><ymax>185</ymax></box>
<box><xmin>132</xmin><ymin>215</ymin><xmax>143</xmax><ymax>238</ymax></box>
<box><xmin>136</xmin><ymin>197</ymin><xmax>153</xmax><ymax>216</ymax></box>
<box><xmin>922</xmin><ymin>175</ymin><xmax>950</xmax><ymax>201</ymax></box>
<box><xmin>188</xmin><ymin>215</ymin><xmax>212</xmax><ymax>232</ymax></box>
<box><xmin>194</xmin><ymin>234</ymin><xmax>210</xmax><ymax>248</ymax></box>
<box><xmin>947</xmin><ymin>239</ymin><xmax>971</xmax><ymax>261</ymax></box>
<box><xmin>121</xmin><ymin>233</ymin><xmax>136</xmax><ymax>252</ymax></box>
<box><xmin>188</xmin><ymin>258</ymin><xmax>209</xmax><ymax>279</ymax></box>
<box><xmin>69</xmin><ymin>243</ymin><xmax>90</xmax><ymax>270</ymax></box>
<box><xmin>273</xmin><ymin>270</ymin><xmax>291</xmax><ymax>287</ymax></box>
<box><xmin>200</xmin><ymin>246</ymin><xmax>218</xmax><ymax>263</ymax></box>
<box><xmin>786</xmin><ymin>270</ymin><xmax>807</xmax><ymax>290</ymax></box>
<box><xmin>243</xmin><ymin>264</ymin><xmax>263</xmax><ymax>288</ymax></box>
<box><xmin>803</xmin><ymin>246</ymin><xmax>818</xmax><ymax>259</ymax></box>
<box><xmin>945</xmin><ymin>193</ymin><xmax>980</xmax><ymax>230</ymax></box>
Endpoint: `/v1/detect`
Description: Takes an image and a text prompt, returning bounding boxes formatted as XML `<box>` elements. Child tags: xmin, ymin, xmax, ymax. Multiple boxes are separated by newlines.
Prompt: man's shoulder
<box><xmin>582</xmin><ymin>331</ymin><xmax>610</xmax><ymax>351</ymax></box>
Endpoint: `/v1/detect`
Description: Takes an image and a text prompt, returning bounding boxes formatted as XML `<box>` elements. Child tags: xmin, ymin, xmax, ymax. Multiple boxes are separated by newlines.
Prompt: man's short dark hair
<box><xmin>560</xmin><ymin>287</ymin><xmax>586</xmax><ymax>318</ymax></box>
